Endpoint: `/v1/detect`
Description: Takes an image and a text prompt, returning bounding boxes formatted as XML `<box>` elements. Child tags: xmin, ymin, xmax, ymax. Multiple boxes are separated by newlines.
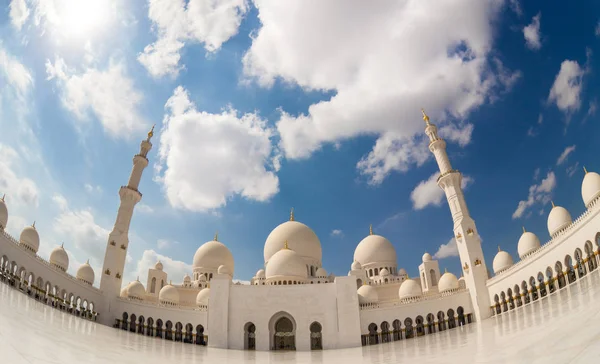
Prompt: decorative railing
<box><xmin>359</xmin><ymin>288</ymin><xmax>469</xmax><ymax>311</ymax></box>
<box><xmin>488</xmin><ymin>200</ymin><xmax>600</xmax><ymax>283</ymax></box>
<box><xmin>0</xmin><ymin>229</ymin><xmax>101</xmax><ymax>293</ymax></box>
<box><xmin>116</xmin><ymin>297</ymin><xmax>206</xmax><ymax>312</ymax></box>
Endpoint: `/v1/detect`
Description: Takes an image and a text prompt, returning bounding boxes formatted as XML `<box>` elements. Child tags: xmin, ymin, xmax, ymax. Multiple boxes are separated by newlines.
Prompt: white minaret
<box><xmin>421</xmin><ymin>109</ymin><xmax>491</xmax><ymax>322</ymax></box>
<box><xmin>100</xmin><ymin>126</ymin><xmax>155</xmax><ymax>298</ymax></box>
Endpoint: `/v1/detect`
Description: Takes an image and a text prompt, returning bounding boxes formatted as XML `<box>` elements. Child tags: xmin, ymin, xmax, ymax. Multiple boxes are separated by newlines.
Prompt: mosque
<box><xmin>1</xmin><ymin>111</ymin><xmax>599</xmax><ymax>351</ymax></box>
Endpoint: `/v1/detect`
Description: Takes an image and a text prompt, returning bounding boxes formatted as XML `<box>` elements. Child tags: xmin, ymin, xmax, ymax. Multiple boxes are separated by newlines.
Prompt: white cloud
<box><xmin>130</xmin><ymin>249</ymin><xmax>192</xmax><ymax>285</ymax></box>
<box><xmin>509</xmin><ymin>0</ymin><xmax>523</xmax><ymax>17</ymax></box>
<box><xmin>243</xmin><ymin>1</ymin><xmax>517</xmax><ymax>184</ymax></box>
<box><xmin>45</xmin><ymin>56</ymin><xmax>147</xmax><ymax>138</ymax></box>
<box><xmin>0</xmin><ymin>46</ymin><xmax>34</xmax><ymax>98</ymax></box>
<box><xmin>156</xmin><ymin>239</ymin><xmax>177</xmax><ymax>250</ymax></box>
<box><xmin>155</xmin><ymin>86</ymin><xmax>280</xmax><ymax>211</ymax></box>
<box><xmin>9</xmin><ymin>0</ymin><xmax>30</xmax><ymax>30</ymax></box>
<box><xmin>51</xmin><ymin>194</ymin><xmax>68</xmax><ymax>211</ymax></box>
<box><xmin>433</xmin><ymin>238</ymin><xmax>459</xmax><ymax>259</ymax></box>
<box><xmin>84</xmin><ymin>183</ymin><xmax>103</xmax><ymax>194</ymax></box>
<box><xmin>0</xmin><ymin>144</ymin><xmax>39</xmax><ymax>207</ymax></box>
<box><xmin>548</xmin><ymin>60</ymin><xmax>585</xmax><ymax>115</ymax></box>
<box><xmin>138</xmin><ymin>0</ymin><xmax>248</xmax><ymax>78</ymax></box>
<box><xmin>556</xmin><ymin>145</ymin><xmax>576</xmax><ymax>166</ymax></box>
<box><xmin>137</xmin><ymin>203</ymin><xmax>154</xmax><ymax>214</ymax></box>
<box><xmin>330</xmin><ymin>229</ymin><xmax>343</xmax><ymax>237</ymax></box>
<box><xmin>410</xmin><ymin>172</ymin><xmax>473</xmax><ymax>210</ymax></box>
<box><xmin>512</xmin><ymin>170</ymin><xmax>556</xmax><ymax>219</ymax></box>
<box><xmin>523</xmin><ymin>13</ymin><xmax>542</xmax><ymax>50</ymax></box>
<box><xmin>566</xmin><ymin>162</ymin><xmax>580</xmax><ymax>178</ymax></box>
<box><xmin>233</xmin><ymin>279</ymin><xmax>251</xmax><ymax>285</ymax></box>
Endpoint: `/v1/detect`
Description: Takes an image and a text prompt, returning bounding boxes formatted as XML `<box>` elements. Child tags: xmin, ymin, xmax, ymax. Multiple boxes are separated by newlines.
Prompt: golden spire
<box><xmin>421</xmin><ymin>108</ymin><xmax>431</xmax><ymax>125</ymax></box>
<box><xmin>290</xmin><ymin>207</ymin><xmax>294</xmax><ymax>221</ymax></box>
<box><xmin>147</xmin><ymin>124</ymin><xmax>155</xmax><ymax>140</ymax></box>
<box><xmin>551</xmin><ymin>201</ymin><xmax>555</xmax><ymax>208</ymax></box>
<box><xmin>444</xmin><ymin>268</ymin><xmax>448</xmax><ymax>273</ymax></box>
<box><xmin>497</xmin><ymin>245</ymin><xmax>501</xmax><ymax>252</ymax></box>
<box><xmin>369</xmin><ymin>224</ymin><xmax>373</xmax><ymax>235</ymax></box>
<box><xmin>584</xmin><ymin>166</ymin><xmax>588</xmax><ymax>174</ymax></box>
<box><xmin>214</xmin><ymin>231</ymin><xmax>218</xmax><ymax>241</ymax></box>
<box><xmin>522</xmin><ymin>226</ymin><xmax>526</xmax><ymax>233</ymax></box>
<box><xmin>32</xmin><ymin>221</ymin><xmax>36</xmax><ymax>229</ymax></box>
<box><xmin>283</xmin><ymin>240</ymin><xmax>289</xmax><ymax>250</ymax></box>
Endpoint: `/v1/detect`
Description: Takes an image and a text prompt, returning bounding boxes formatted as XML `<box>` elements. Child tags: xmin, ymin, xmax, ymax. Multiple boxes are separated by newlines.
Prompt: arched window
<box><xmin>429</xmin><ymin>269</ymin><xmax>437</xmax><ymax>286</ymax></box>
<box><xmin>421</xmin><ymin>272</ymin><xmax>426</xmax><ymax>289</ymax></box>
<box><xmin>151</xmin><ymin>277</ymin><xmax>156</xmax><ymax>293</ymax></box>
<box><xmin>245</xmin><ymin>322</ymin><xmax>256</xmax><ymax>350</ymax></box>
<box><xmin>310</xmin><ymin>322</ymin><xmax>322</xmax><ymax>350</ymax></box>
<box><xmin>161</xmin><ymin>279</ymin><xmax>164</xmax><ymax>289</ymax></box>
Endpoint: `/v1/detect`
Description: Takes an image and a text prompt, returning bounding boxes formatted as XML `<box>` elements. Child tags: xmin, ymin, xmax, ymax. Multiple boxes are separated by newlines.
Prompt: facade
<box><xmin>1</xmin><ymin>112</ymin><xmax>599</xmax><ymax>351</ymax></box>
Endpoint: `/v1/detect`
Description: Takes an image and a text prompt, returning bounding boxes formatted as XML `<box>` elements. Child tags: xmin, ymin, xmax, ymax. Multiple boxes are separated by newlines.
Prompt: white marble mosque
<box><xmin>2</xmin><ymin>111</ymin><xmax>600</xmax><ymax>354</ymax></box>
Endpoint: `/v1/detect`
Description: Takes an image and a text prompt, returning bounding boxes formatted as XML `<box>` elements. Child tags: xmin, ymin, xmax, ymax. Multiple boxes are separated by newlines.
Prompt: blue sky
<box><xmin>1</xmin><ymin>0</ymin><xmax>599</xmax><ymax>286</ymax></box>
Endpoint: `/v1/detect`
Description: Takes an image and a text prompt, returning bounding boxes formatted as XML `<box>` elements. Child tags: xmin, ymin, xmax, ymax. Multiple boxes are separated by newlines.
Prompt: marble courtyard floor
<box><xmin>2</xmin><ymin>272</ymin><xmax>600</xmax><ymax>364</ymax></box>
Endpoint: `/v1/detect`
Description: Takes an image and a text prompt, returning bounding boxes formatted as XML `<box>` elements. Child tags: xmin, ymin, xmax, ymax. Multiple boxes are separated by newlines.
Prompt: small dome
<box><xmin>493</xmin><ymin>249</ymin><xmax>514</xmax><ymax>274</ymax></box>
<box><xmin>357</xmin><ymin>284</ymin><xmax>379</xmax><ymax>304</ymax></box>
<box><xmin>264</xmin><ymin>220</ymin><xmax>322</xmax><ymax>264</ymax></box>
<box><xmin>379</xmin><ymin>268</ymin><xmax>390</xmax><ymax>276</ymax></box>
<box><xmin>458</xmin><ymin>277</ymin><xmax>466</xmax><ymax>289</ymax></box>
<box><xmin>398</xmin><ymin>279</ymin><xmax>422</xmax><ymax>300</ymax></box>
<box><xmin>155</xmin><ymin>261</ymin><xmax>163</xmax><ymax>270</ymax></box>
<box><xmin>159</xmin><ymin>284</ymin><xmax>180</xmax><ymax>305</ymax></box>
<box><xmin>0</xmin><ymin>196</ymin><xmax>8</xmax><ymax>229</ymax></box>
<box><xmin>49</xmin><ymin>244</ymin><xmax>69</xmax><ymax>271</ymax></box>
<box><xmin>198</xmin><ymin>274</ymin><xmax>207</xmax><ymax>282</ymax></box>
<box><xmin>193</xmin><ymin>238</ymin><xmax>235</xmax><ymax>275</ymax></box>
<box><xmin>265</xmin><ymin>247</ymin><xmax>308</xmax><ymax>280</ymax></box>
<box><xmin>517</xmin><ymin>229</ymin><xmax>541</xmax><ymax>258</ymax></box>
<box><xmin>438</xmin><ymin>272</ymin><xmax>459</xmax><ymax>292</ymax></box>
<box><xmin>354</xmin><ymin>234</ymin><xmax>397</xmax><ymax>267</ymax></box>
<box><xmin>315</xmin><ymin>267</ymin><xmax>328</xmax><ymax>277</ymax></box>
<box><xmin>582</xmin><ymin>170</ymin><xmax>600</xmax><ymax>208</ymax></box>
<box><xmin>422</xmin><ymin>252</ymin><xmax>432</xmax><ymax>262</ymax></box>
<box><xmin>120</xmin><ymin>285</ymin><xmax>128</xmax><ymax>297</ymax></box>
<box><xmin>217</xmin><ymin>264</ymin><xmax>230</xmax><ymax>275</ymax></box>
<box><xmin>398</xmin><ymin>268</ymin><xmax>407</xmax><ymax>275</ymax></box>
<box><xmin>183</xmin><ymin>274</ymin><xmax>191</xmax><ymax>282</ymax></box>
<box><xmin>196</xmin><ymin>288</ymin><xmax>210</xmax><ymax>306</ymax></box>
<box><xmin>127</xmin><ymin>280</ymin><xmax>146</xmax><ymax>299</ymax></box>
<box><xmin>255</xmin><ymin>269</ymin><xmax>266</xmax><ymax>279</ymax></box>
<box><xmin>547</xmin><ymin>204</ymin><xmax>572</xmax><ymax>237</ymax></box>
<box><xmin>19</xmin><ymin>224</ymin><xmax>40</xmax><ymax>253</ymax></box>
<box><xmin>76</xmin><ymin>260</ymin><xmax>95</xmax><ymax>285</ymax></box>
<box><xmin>351</xmin><ymin>260</ymin><xmax>362</xmax><ymax>270</ymax></box>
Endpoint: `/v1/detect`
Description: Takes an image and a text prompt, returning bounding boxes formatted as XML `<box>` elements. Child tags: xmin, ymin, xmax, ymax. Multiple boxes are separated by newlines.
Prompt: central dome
<box><xmin>264</xmin><ymin>220</ymin><xmax>322</xmax><ymax>264</ymax></box>
<box><xmin>354</xmin><ymin>234</ymin><xmax>397</xmax><ymax>267</ymax></box>
<box><xmin>192</xmin><ymin>238</ymin><xmax>235</xmax><ymax>275</ymax></box>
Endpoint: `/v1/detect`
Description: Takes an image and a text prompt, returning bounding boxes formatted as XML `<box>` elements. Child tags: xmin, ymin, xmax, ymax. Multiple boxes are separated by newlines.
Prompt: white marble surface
<box><xmin>2</xmin><ymin>271</ymin><xmax>600</xmax><ymax>363</ymax></box>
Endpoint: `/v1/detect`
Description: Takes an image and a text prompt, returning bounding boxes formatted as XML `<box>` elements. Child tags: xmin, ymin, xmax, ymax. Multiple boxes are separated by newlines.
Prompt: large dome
<box><xmin>399</xmin><ymin>279</ymin><xmax>422</xmax><ymax>300</ymax></box>
<box><xmin>19</xmin><ymin>224</ymin><xmax>39</xmax><ymax>253</ymax></box>
<box><xmin>159</xmin><ymin>284</ymin><xmax>179</xmax><ymax>305</ymax></box>
<box><xmin>196</xmin><ymin>288</ymin><xmax>210</xmax><ymax>306</ymax></box>
<box><xmin>265</xmin><ymin>246</ymin><xmax>308</xmax><ymax>280</ymax></box>
<box><xmin>354</xmin><ymin>233</ymin><xmax>397</xmax><ymax>267</ymax></box>
<box><xmin>517</xmin><ymin>229</ymin><xmax>541</xmax><ymax>259</ymax></box>
<box><xmin>357</xmin><ymin>284</ymin><xmax>378</xmax><ymax>304</ymax></box>
<box><xmin>0</xmin><ymin>196</ymin><xmax>7</xmax><ymax>229</ymax></box>
<box><xmin>547</xmin><ymin>203</ymin><xmax>572</xmax><ymax>237</ymax></box>
<box><xmin>264</xmin><ymin>220</ymin><xmax>322</xmax><ymax>264</ymax></box>
<box><xmin>438</xmin><ymin>271</ymin><xmax>459</xmax><ymax>292</ymax></box>
<box><xmin>49</xmin><ymin>243</ymin><xmax>69</xmax><ymax>271</ymax></box>
<box><xmin>582</xmin><ymin>170</ymin><xmax>600</xmax><ymax>208</ymax></box>
<box><xmin>127</xmin><ymin>280</ymin><xmax>146</xmax><ymax>299</ymax></box>
<box><xmin>493</xmin><ymin>248</ymin><xmax>514</xmax><ymax>274</ymax></box>
<box><xmin>76</xmin><ymin>260</ymin><xmax>95</xmax><ymax>285</ymax></box>
<box><xmin>192</xmin><ymin>238</ymin><xmax>234</xmax><ymax>275</ymax></box>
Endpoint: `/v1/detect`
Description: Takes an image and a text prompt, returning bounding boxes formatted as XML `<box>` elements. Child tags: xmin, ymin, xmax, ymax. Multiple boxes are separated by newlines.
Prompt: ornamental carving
<box><xmin>463</xmin><ymin>262</ymin><xmax>469</xmax><ymax>272</ymax></box>
<box><xmin>110</xmin><ymin>241</ymin><xmax>116</xmax><ymax>246</ymax></box>
<box><xmin>456</xmin><ymin>233</ymin><xmax>462</xmax><ymax>240</ymax></box>
<box><xmin>120</xmin><ymin>244</ymin><xmax>127</xmax><ymax>250</ymax></box>
<box><xmin>474</xmin><ymin>258</ymin><xmax>482</xmax><ymax>266</ymax></box>
<box><xmin>116</xmin><ymin>273</ymin><xmax>122</xmax><ymax>279</ymax></box>
<box><xmin>104</xmin><ymin>269</ymin><xmax>111</xmax><ymax>275</ymax></box>
<box><xmin>467</xmin><ymin>228</ymin><xmax>474</xmax><ymax>236</ymax></box>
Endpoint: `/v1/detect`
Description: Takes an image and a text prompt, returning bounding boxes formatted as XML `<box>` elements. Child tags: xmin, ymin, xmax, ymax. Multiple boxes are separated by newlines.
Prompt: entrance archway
<box><xmin>244</xmin><ymin>322</ymin><xmax>256</xmax><ymax>350</ymax></box>
<box><xmin>269</xmin><ymin>313</ymin><xmax>296</xmax><ymax>351</ymax></box>
<box><xmin>310</xmin><ymin>322</ymin><xmax>322</xmax><ymax>350</ymax></box>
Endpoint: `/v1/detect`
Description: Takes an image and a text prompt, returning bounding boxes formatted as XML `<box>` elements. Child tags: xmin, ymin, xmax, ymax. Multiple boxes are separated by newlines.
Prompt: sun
<box><xmin>55</xmin><ymin>0</ymin><xmax>111</xmax><ymax>37</ymax></box>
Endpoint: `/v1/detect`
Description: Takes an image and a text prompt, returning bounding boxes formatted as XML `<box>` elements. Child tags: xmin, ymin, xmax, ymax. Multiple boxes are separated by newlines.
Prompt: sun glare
<box><xmin>56</xmin><ymin>0</ymin><xmax>111</xmax><ymax>37</ymax></box>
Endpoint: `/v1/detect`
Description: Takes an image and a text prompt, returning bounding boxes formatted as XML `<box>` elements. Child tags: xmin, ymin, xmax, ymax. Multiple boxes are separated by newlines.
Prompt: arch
<box><xmin>150</xmin><ymin>277</ymin><xmax>156</xmax><ymax>293</ymax></box>
<box><xmin>500</xmin><ymin>291</ymin><xmax>508</xmax><ymax>312</ymax></box>
<box><xmin>175</xmin><ymin>322</ymin><xmax>183</xmax><ymax>342</ymax></box>
<box><xmin>269</xmin><ymin>312</ymin><xmax>296</xmax><ymax>351</ymax></box>
<box><xmin>514</xmin><ymin>285</ymin><xmax>522</xmax><ymax>307</ymax></box>
<box><xmin>368</xmin><ymin>323</ymin><xmax>378</xmax><ymax>345</ymax></box>
<box><xmin>185</xmin><ymin>323</ymin><xmax>194</xmax><ymax>343</ymax></box>
<box><xmin>546</xmin><ymin>267</ymin><xmax>555</xmax><ymax>293</ymax></box>
<box><xmin>138</xmin><ymin>316</ymin><xmax>145</xmax><ymax>334</ymax></box>
<box><xmin>121</xmin><ymin>312</ymin><xmax>129</xmax><ymax>330</ymax></box>
<box><xmin>129</xmin><ymin>314</ymin><xmax>137</xmax><ymax>333</ymax></box>
<box><xmin>537</xmin><ymin>272</ymin><xmax>547</xmax><ymax>297</ymax></box>
<box><xmin>380</xmin><ymin>321</ymin><xmax>390</xmax><ymax>343</ymax></box>
<box><xmin>244</xmin><ymin>322</ymin><xmax>256</xmax><ymax>350</ymax></box>
<box><xmin>555</xmin><ymin>261</ymin><xmax>566</xmax><ymax>288</ymax></box>
<box><xmin>147</xmin><ymin>317</ymin><xmax>154</xmax><ymax>337</ymax></box>
<box><xmin>404</xmin><ymin>318</ymin><xmax>414</xmax><ymax>338</ymax></box>
<box><xmin>585</xmin><ymin>241</ymin><xmax>597</xmax><ymax>271</ymax></box>
<box><xmin>565</xmin><ymin>255</ymin><xmax>577</xmax><ymax>283</ymax></box>
<box><xmin>575</xmin><ymin>248</ymin><xmax>586</xmax><ymax>278</ymax></box>
<box><xmin>415</xmin><ymin>316</ymin><xmax>425</xmax><ymax>336</ymax></box>
<box><xmin>426</xmin><ymin>313</ymin><xmax>436</xmax><ymax>333</ymax></box>
<box><xmin>392</xmin><ymin>319</ymin><xmax>401</xmax><ymax>341</ymax></box>
<box><xmin>437</xmin><ymin>311</ymin><xmax>446</xmax><ymax>331</ymax></box>
<box><xmin>165</xmin><ymin>320</ymin><xmax>173</xmax><ymax>340</ymax></box>
<box><xmin>356</xmin><ymin>278</ymin><xmax>362</xmax><ymax>289</ymax></box>
<box><xmin>310</xmin><ymin>322</ymin><xmax>323</xmax><ymax>350</ymax></box>
<box><xmin>529</xmin><ymin>277</ymin><xmax>538</xmax><ymax>300</ymax></box>
<box><xmin>447</xmin><ymin>309</ymin><xmax>456</xmax><ymax>329</ymax></box>
<box><xmin>195</xmin><ymin>324</ymin><xmax>205</xmax><ymax>345</ymax></box>
<box><xmin>493</xmin><ymin>294</ymin><xmax>501</xmax><ymax>314</ymax></box>
<box><xmin>156</xmin><ymin>319</ymin><xmax>164</xmax><ymax>338</ymax></box>
<box><xmin>506</xmin><ymin>288</ymin><xmax>515</xmax><ymax>310</ymax></box>
<box><xmin>457</xmin><ymin>307</ymin><xmax>466</xmax><ymax>326</ymax></box>
<box><xmin>429</xmin><ymin>269</ymin><xmax>437</xmax><ymax>286</ymax></box>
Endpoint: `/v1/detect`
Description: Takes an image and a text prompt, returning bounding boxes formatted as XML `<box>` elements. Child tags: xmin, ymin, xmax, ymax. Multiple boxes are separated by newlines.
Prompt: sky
<box><xmin>1</xmin><ymin>0</ymin><xmax>600</xmax><ymax>288</ymax></box>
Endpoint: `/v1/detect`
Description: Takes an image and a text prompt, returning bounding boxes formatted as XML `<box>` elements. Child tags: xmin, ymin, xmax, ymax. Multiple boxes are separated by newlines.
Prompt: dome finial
<box><xmin>444</xmin><ymin>267</ymin><xmax>448</xmax><ymax>273</ymax></box>
<box><xmin>1</xmin><ymin>194</ymin><xmax>5</xmax><ymax>202</ymax></box>
<box><xmin>551</xmin><ymin>200</ymin><xmax>555</xmax><ymax>208</ymax></box>
<box><xmin>290</xmin><ymin>207</ymin><xmax>294</xmax><ymax>221</ymax></box>
<box><xmin>32</xmin><ymin>221</ymin><xmax>36</xmax><ymax>229</ymax></box>
<box><xmin>522</xmin><ymin>226</ymin><xmax>526</xmax><ymax>233</ymax></box>
<box><xmin>136</xmin><ymin>276</ymin><xmax>139</xmax><ymax>281</ymax></box>
<box><xmin>497</xmin><ymin>245</ymin><xmax>501</xmax><ymax>252</ymax></box>
<box><xmin>421</xmin><ymin>108</ymin><xmax>431</xmax><ymax>125</ymax></box>
<box><xmin>61</xmin><ymin>242</ymin><xmax>64</xmax><ymax>248</ymax></box>
<box><xmin>369</xmin><ymin>224</ymin><xmax>373</xmax><ymax>235</ymax></box>
<box><xmin>214</xmin><ymin>231</ymin><xmax>218</xmax><ymax>241</ymax></box>
<box><xmin>86</xmin><ymin>259</ymin><xmax>89</xmax><ymax>264</ymax></box>
<box><xmin>584</xmin><ymin>166</ymin><xmax>588</xmax><ymax>174</ymax></box>
<box><xmin>147</xmin><ymin>124</ymin><xmax>155</xmax><ymax>140</ymax></box>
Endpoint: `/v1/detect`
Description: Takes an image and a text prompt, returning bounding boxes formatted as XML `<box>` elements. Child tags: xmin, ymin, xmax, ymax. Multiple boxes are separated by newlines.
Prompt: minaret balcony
<box><xmin>120</xmin><ymin>185</ymin><xmax>143</xmax><ymax>198</ymax></box>
<box><xmin>437</xmin><ymin>169</ymin><xmax>459</xmax><ymax>183</ymax></box>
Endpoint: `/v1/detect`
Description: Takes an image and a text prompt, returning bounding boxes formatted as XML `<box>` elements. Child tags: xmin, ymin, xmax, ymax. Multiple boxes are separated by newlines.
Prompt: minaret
<box><xmin>100</xmin><ymin>125</ymin><xmax>155</xmax><ymax>297</ymax></box>
<box><xmin>421</xmin><ymin>110</ymin><xmax>491</xmax><ymax>321</ymax></box>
